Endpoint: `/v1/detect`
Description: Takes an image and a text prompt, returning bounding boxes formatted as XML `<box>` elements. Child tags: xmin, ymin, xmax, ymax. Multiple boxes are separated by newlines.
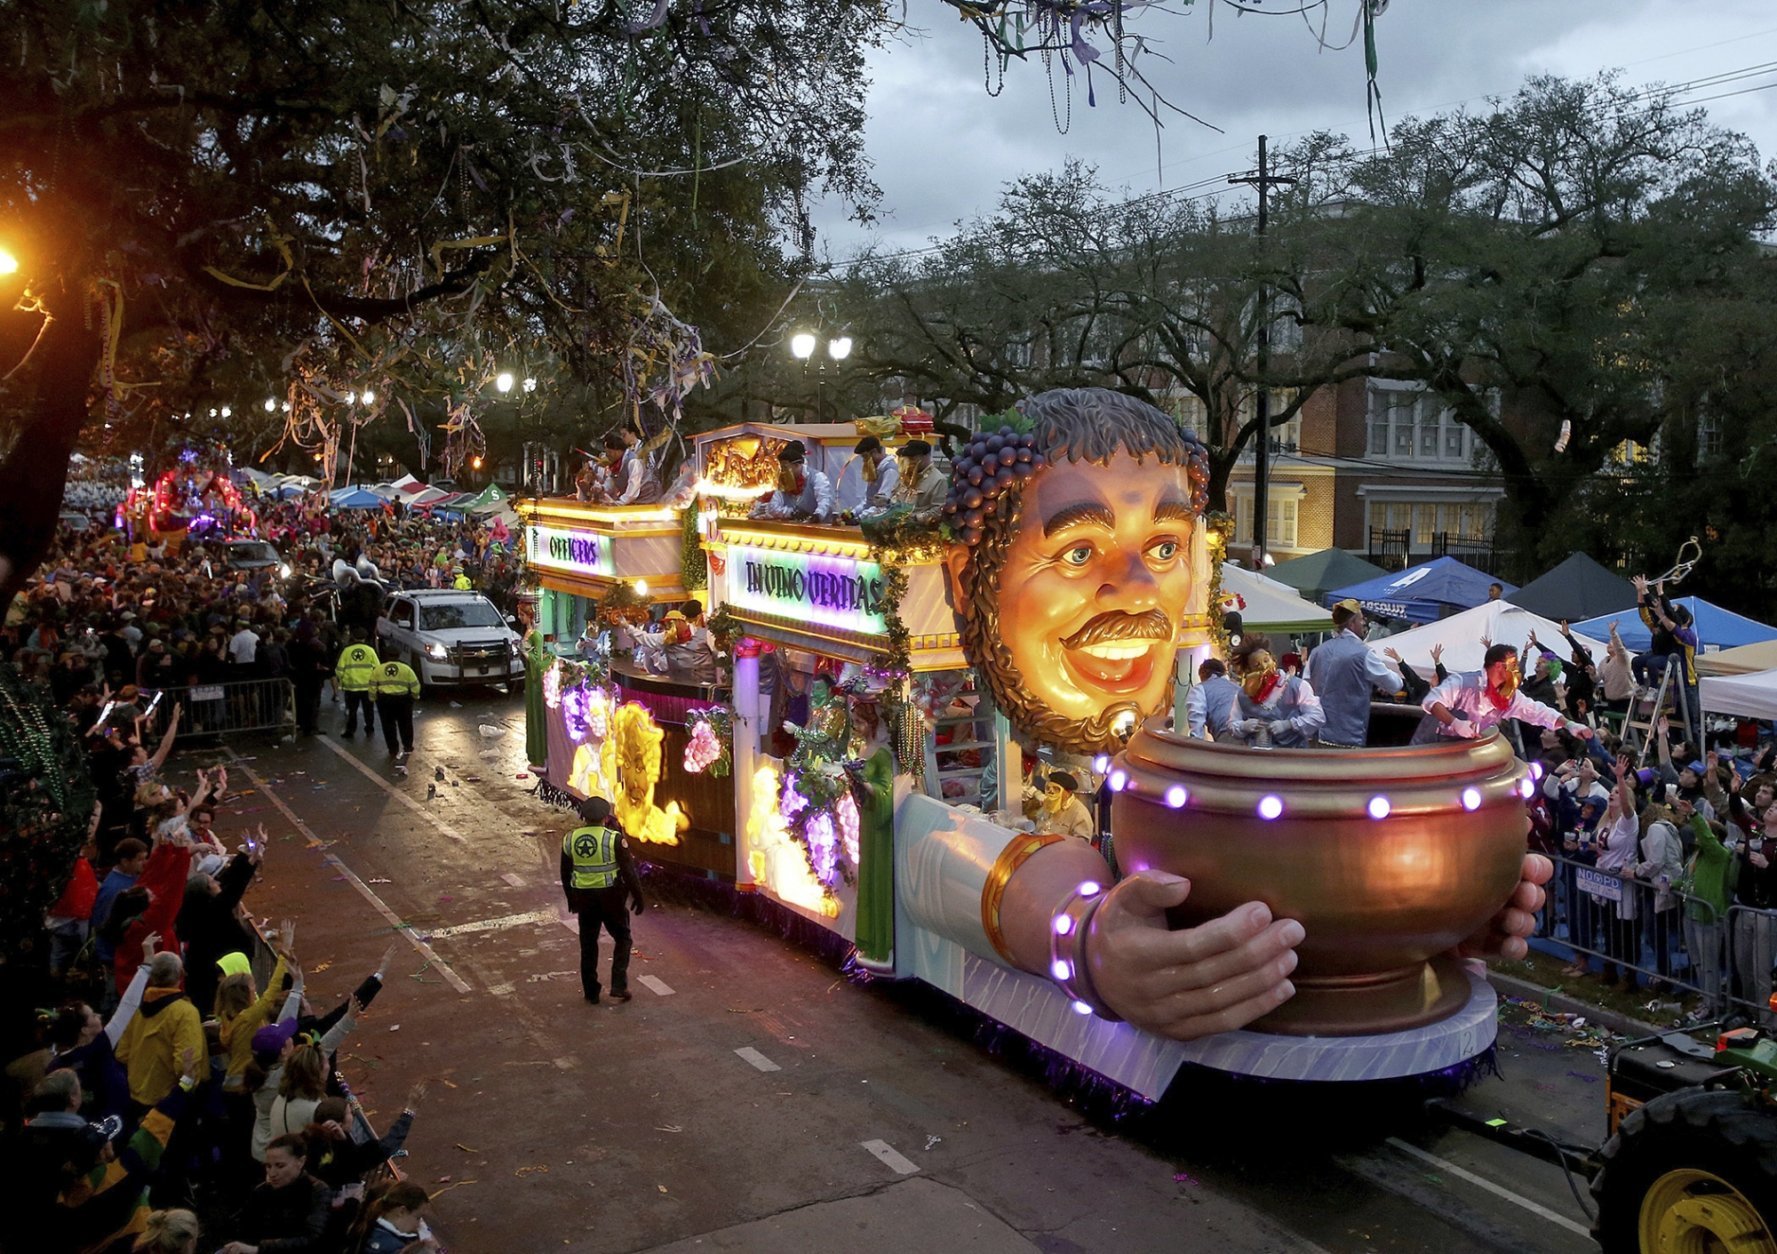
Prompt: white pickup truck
<box><xmin>376</xmin><ymin>589</ymin><xmax>525</xmax><ymax>694</ymax></box>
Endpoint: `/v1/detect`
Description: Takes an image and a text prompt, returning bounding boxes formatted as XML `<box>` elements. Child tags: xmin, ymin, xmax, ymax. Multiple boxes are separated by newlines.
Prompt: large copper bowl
<box><xmin>1111</xmin><ymin>723</ymin><xmax>1530</xmax><ymax>1036</ymax></box>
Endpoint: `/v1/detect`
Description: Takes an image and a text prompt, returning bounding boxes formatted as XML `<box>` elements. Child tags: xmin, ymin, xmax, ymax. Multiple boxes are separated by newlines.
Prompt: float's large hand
<box><xmin>1454</xmin><ymin>853</ymin><xmax>1552</xmax><ymax>961</ymax></box>
<box><xmin>1083</xmin><ymin>871</ymin><xmax>1303</xmax><ymax>1041</ymax></box>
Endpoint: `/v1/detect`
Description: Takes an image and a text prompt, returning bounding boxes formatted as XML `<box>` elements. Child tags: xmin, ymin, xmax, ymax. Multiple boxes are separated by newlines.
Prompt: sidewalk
<box><xmin>1485</xmin><ymin>951</ymin><xmax>1675</xmax><ymax>1041</ymax></box>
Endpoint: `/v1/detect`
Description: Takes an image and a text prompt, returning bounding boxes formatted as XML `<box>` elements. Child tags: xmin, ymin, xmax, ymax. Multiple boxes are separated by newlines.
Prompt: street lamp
<box><xmin>788</xmin><ymin>332</ymin><xmax>854</xmax><ymax>422</ymax></box>
<box><xmin>495</xmin><ymin>371</ymin><xmax>515</xmax><ymax>394</ymax></box>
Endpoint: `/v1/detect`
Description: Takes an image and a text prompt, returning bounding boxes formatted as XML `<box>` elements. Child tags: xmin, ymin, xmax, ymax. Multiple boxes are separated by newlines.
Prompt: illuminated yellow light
<box><xmin>692</xmin><ymin>476</ymin><xmax>774</xmax><ymax>502</ymax></box>
<box><xmin>0</xmin><ymin>248</ymin><xmax>16</xmax><ymax>276</ymax></box>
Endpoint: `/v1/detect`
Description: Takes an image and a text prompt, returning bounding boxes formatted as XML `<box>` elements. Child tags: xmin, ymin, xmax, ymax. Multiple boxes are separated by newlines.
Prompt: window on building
<box><xmin>1366</xmin><ymin>384</ymin><xmax>1476</xmax><ymax>466</ymax></box>
<box><xmin>1698</xmin><ymin>412</ymin><xmax>1724</xmax><ymax>458</ymax></box>
<box><xmin>1232</xmin><ymin>492</ymin><xmax>1300</xmax><ymax>549</ymax></box>
<box><xmin>1005</xmin><ymin>339</ymin><xmax>1033</xmax><ymax>369</ymax></box>
<box><xmin>1172</xmin><ymin>393</ymin><xmax>1208</xmax><ymax>441</ymax></box>
<box><xmin>1364</xmin><ymin>498</ymin><xmax>1496</xmax><ymax>544</ymax></box>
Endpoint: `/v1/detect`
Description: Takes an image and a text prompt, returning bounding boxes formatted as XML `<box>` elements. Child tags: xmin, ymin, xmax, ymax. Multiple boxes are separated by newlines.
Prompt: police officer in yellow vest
<box><xmin>370</xmin><ymin>640</ymin><xmax>421</xmax><ymax>761</ymax></box>
<box><xmin>335</xmin><ymin>626</ymin><xmax>380</xmax><ymax>739</ymax></box>
<box><xmin>560</xmin><ymin>795</ymin><xmax>647</xmax><ymax>1004</ymax></box>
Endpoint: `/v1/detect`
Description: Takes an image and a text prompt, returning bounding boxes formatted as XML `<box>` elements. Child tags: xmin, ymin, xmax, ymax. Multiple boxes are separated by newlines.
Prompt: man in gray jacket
<box><xmin>1303</xmin><ymin>599</ymin><xmax>1403</xmax><ymax>748</ymax></box>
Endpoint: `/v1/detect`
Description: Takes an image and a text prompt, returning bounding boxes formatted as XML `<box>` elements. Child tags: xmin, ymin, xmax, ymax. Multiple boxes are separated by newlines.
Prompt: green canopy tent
<box><xmin>1267</xmin><ymin>549</ymin><xmax>1390</xmax><ymax>606</ymax></box>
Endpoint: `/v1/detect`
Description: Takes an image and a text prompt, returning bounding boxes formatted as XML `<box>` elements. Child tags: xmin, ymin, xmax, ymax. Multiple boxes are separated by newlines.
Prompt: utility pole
<box><xmin>1229</xmin><ymin>136</ymin><xmax>1297</xmax><ymax>569</ymax></box>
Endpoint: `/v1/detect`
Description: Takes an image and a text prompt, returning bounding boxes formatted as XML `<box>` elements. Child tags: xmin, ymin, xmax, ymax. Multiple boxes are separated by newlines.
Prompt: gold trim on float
<box><xmin>980</xmin><ymin>833</ymin><xmax>1066</xmax><ymax>963</ymax></box>
<box><xmin>519</xmin><ymin>497</ymin><xmax>683</xmax><ymax>526</ymax></box>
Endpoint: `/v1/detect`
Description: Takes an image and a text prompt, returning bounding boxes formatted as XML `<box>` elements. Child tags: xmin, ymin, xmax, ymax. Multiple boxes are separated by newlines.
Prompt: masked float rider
<box><xmin>750</xmin><ymin>441</ymin><xmax>834</xmax><ymax>523</ymax></box>
<box><xmin>1228</xmin><ymin>635</ymin><xmax>1324</xmax><ymax>748</ymax></box>
<box><xmin>1029</xmin><ymin>768</ymin><xmax>1095</xmax><ymax>840</ymax></box>
<box><xmin>847</xmin><ymin>435</ymin><xmax>900</xmax><ymax>522</ymax></box>
<box><xmin>1414</xmin><ymin>642</ymin><xmax>1597</xmax><ymax>745</ymax></box>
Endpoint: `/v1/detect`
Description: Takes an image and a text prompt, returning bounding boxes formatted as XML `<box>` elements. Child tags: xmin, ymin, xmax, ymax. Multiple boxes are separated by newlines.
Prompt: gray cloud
<box><xmin>812</xmin><ymin>0</ymin><xmax>1777</xmax><ymax>258</ymax></box>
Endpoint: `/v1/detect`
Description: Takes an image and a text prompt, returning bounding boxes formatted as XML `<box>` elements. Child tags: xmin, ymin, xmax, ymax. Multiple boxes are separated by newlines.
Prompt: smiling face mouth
<box><xmin>1059</xmin><ymin>610</ymin><xmax>1171</xmax><ymax>694</ymax></box>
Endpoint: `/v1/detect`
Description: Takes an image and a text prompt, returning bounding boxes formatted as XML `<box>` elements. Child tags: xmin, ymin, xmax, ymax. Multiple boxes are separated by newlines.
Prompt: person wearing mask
<box><xmin>1302</xmin><ymin>600</ymin><xmax>1403</xmax><ymax>748</ymax></box>
<box><xmin>1228</xmin><ymin>636</ymin><xmax>1324</xmax><ymax>748</ymax></box>
<box><xmin>560</xmin><ymin>796</ymin><xmax>647</xmax><ymax>1005</ymax></box>
<box><xmin>1184</xmin><ymin>657</ymin><xmax>1241</xmax><ymax>741</ymax></box>
<box><xmin>750</xmin><ymin>441</ymin><xmax>833</xmax><ymax>522</ymax></box>
<box><xmin>844</xmin><ymin>435</ymin><xmax>900</xmax><ymax>522</ymax></box>
<box><xmin>1415</xmin><ymin>643</ymin><xmax>1597</xmax><ymax>746</ymax></box>
<box><xmin>889</xmin><ymin>440</ymin><xmax>947</xmax><ymax>522</ymax></box>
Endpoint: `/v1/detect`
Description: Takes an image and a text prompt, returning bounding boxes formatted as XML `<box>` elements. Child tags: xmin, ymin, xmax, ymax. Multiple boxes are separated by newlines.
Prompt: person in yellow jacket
<box><xmin>115</xmin><ymin>952</ymin><xmax>205</xmax><ymax>1109</ymax></box>
<box><xmin>371</xmin><ymin>641</ymin><xmax>421</xmax><ymax>762</ymax></box>
<box><xmin>334</xmin><ymin>626</ymin><xmax>379</xmax><ymax>739</ymax></box>
<box><xmin>451</xmin><ymin>567</ymin><xmax>472</xmax><ymax>591</ymax></box>
<box><xmin>216</xmin><ymin>921</ymin><xmax>298</xmax><ymax>1092</ymax></box>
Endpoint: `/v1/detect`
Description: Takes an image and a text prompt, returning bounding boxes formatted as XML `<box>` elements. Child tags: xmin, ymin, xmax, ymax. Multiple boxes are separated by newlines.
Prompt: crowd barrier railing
<box><xmin>1538</xmin><ymin>851</ymin><xmax>1777</xmax><ymax>1026</ymax></box>
<box><xmin>143</xmin><ymin>677</ymin><xmax>296</xmax><ymax>738</ymax></box>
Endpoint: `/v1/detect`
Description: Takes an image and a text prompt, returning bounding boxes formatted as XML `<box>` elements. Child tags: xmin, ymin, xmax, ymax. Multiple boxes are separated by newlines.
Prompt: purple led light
<box><xmin>1529</xmin><ymin>761</ymin><xmax>1545</xmax><ymax>781</ymax></box>
<box><xmin>1367</xmin><ymin>796</ymin><xmax>1391</xmax><ymax>820</ymax></box>
<box><xmin>1461</xmin><ymin>787</ymin><xmax>1483</xmax><ymax>811</ymax></box>
<box><xmin>1050</xmin><ymin>959</ymin><xmax>1073</xmax><ymax>982</ymax></box>
<box><xmin>1518</xmin><ymin>778</ymin><xmax>1536</xmax><ymax>800</ymax></box>
<box><xmin>1165</xmin><ymin>784</ymin><xmax>1189</xmax><ymax>808</ymax></box>
<box><xmin>1258</xmin><ymin>795</ymin><xmax>1284</xmax><ymax>821</ymax></box>
<box><xmin>1070</xmin><ymin>1000</ymin><xmax>1094</xmax><ymax>1016</ymax></box>
<box><xmin>1108</xmin><ymin>769</ymin><xmax>1128</xmax><ymax>793</ymax></box>
<box><xmin>1077</xmin><ymin>880</ymin><xmax>1102</xmax><ymax>898</ymax></box>
<box><xmin>1052</xmin><ymin>914</ymin><xmax>1075</xmax><ymax>937</ymax></box>
<box><xmin>1092</xmin><ymin>754</ymin><xmax>1111</xmax><ymax>774</ymax></box>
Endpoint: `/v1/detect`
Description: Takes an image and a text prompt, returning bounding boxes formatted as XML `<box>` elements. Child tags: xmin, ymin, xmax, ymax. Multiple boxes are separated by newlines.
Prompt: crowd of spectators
<box><xmin>5</xmin><ymin>694</ymin><xmax>443</xmax><ymax>1252</ymax></box>
<box><xmin>3</xmin><ymin>470</ymin><xmax>466</xmax><ymax>1252</ymax></box>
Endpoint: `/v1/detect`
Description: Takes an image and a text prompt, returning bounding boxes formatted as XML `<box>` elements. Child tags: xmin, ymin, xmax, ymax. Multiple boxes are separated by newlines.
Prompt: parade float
<box><xmin>521</xmin><ymin>391</ymin><xmax>1528</xmax><ymax>1101</ymax></box>
<box><xmin>119</xmin><ymin>463</ymin><xmax>260</xmax><ymax>547</ymax></box>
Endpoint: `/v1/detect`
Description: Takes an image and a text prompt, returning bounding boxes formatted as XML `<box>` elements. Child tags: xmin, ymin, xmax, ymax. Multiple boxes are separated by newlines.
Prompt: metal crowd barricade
<box><xmin>1539</xmin><ymin>852</ymin><xmax>1777</xmax><ymax>1027</ymax></box>
<box><xmin>146</xmin><ymin>677</ymin><xmax>297</xmax><ymax>738</ymax></box>
<box><xmin>1538</xmin><ymin>851</ymin><xmax>1722</xmax><ymax>1010</ymax></box>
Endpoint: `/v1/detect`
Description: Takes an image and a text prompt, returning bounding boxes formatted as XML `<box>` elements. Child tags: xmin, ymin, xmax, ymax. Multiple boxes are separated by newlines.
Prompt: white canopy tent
<box><xmin>1699</xmin><ymin>669</ymin><xmax>1777</xmax><ymax>722</ymax></box>
<box><xmin>1219</xmin><ymin>563</ymin><xmax>1333</xmax><ymax>635</ymax></box>
<box><xmin>1362</xmin><ymin>599</ymin><xmax>1607</xmax><ymax>679</ymax></box>
<box><xmin>1697</xmin><ymin>639</ymin><xmax>1777</xmax><ymax>677</ymax></box>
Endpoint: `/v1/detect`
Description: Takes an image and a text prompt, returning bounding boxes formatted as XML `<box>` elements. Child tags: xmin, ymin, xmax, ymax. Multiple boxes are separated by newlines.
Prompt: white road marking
<box><xmin>860</xmin><ymin>1140</ymin><xmax>920</xmax><ymax>1175</ymax></box>
<box><xmin>638</xmin><ymin>974</ymin><xmax>675</xmax><ymax>997</ymax></box>
<box><xmin>734</xmin><ymin>1046</ymin><xmax>781</xmax><ymax>1072</ymax></box>
<box><xmin>315</xmin><ymin>736</ymin><xmax>467</xmax><ymax>843</ymax></box>
<box><xmin>225</xmin><ymin>750</ymin><xmax>472</xmax><ymax>995</ymax></box>
<box><xmin>1383</xmin><ymin>1138</ymin><xmax>1591</xmax><ymax>1238</ymax></box>
<box><xmin>428</xmin><ymin>909</ymin><xmax>559</xmax><ymax>939</ymax></box>
<box><xmin>500</xmin><ymin>872</ymin><xmax>526</xmax><ymax>887</ymax></box>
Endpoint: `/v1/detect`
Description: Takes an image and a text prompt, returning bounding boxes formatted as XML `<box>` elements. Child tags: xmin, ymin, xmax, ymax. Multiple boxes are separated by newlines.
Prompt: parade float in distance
<box><xmin>519</xmin><ymin>387</ymin><xmax>1537</xmax><ymax>1102</ymax></box>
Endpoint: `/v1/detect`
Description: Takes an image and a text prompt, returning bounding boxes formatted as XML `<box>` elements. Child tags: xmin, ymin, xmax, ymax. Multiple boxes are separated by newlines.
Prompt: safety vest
<box><xmin>563</xmin><ymin>824</ymin><xmax>618</xmax><ymax>889</ymax></box>
<box><xmin>371</xmin><ymin>661</ymin><xmax>421</xmax><ymax>698</ymax></box>
<box><xmin>452</xmin><ymin>574</ymin><xmax>472</xmax><ymax>591</ymax></box>
<box><xmin>335</xmin><ymin>644</ymin><xmax>378</xmax><ymax>692</ymax></box>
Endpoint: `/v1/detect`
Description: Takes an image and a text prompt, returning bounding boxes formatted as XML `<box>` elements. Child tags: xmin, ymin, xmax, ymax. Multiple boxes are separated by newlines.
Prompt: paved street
<box><xmin>193</xmin><ymin>688</ymin><xmax>1609</xmax><ymax>1253</ymax></box>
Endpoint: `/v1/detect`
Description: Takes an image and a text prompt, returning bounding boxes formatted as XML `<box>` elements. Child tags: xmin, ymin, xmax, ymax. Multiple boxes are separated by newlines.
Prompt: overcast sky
<box><xmin>810</xmin><ymin>0</ymin><xmax>1777</xmax><ymax>259</ymax></box>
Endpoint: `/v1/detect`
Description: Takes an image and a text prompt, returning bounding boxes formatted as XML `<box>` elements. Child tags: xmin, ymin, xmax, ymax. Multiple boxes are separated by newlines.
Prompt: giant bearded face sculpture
<box><xmin>943</xmin><ymin>388</ymin><xmax>1211</xmax><ymax>755</ymax></box>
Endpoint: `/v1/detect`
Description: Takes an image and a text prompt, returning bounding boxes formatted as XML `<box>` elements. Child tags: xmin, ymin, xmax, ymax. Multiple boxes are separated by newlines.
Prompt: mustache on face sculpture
<box><xmin>1061</xmin><ymin>609</ymin><xmax>1173</xmax><ymax>652</ymax></box>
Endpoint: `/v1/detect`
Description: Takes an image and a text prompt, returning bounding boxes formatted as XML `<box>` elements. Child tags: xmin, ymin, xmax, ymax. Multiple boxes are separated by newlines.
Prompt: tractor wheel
<box><xmin>1591</xmin><ymin>1086</ymin><xmax>1777</xmax><ymax>1253</ymax></box>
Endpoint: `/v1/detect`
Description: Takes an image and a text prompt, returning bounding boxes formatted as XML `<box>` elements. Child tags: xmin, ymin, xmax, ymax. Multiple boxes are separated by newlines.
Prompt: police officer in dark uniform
<box><xmin>560</xmin><ymin>796</ymin><xmax>647</xmax><ymax>1004</ymax></box>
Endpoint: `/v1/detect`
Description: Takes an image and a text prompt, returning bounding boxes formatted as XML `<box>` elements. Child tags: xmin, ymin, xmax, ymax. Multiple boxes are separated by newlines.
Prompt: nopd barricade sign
<box><xmin>1575</xmin><ymin>866</ymin><xmax>1624</xmax><ymax>904</ymax></box>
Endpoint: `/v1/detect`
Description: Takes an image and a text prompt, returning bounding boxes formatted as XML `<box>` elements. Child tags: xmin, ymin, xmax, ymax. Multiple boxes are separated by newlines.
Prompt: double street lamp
<box><xmin>789</xmin><ymin>332</ymin><xmax>852</xmax><ymax>422</ymax></box>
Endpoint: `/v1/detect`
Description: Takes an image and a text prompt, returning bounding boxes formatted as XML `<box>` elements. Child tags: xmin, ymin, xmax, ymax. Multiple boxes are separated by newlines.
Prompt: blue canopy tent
<box><xmin>329</xmin><ymin>486</ymin><xmax>385</xmax><ymax>510</ymax></box>
<box><xmin>1573</xmin><ymin>598</ymin><xmax>1777</xmax><ymax>654</ymax></box>
<box><xmin>1323</xmin><ymin>556</ymin><xmax>1515</xmax><ymax>625</ymax></box>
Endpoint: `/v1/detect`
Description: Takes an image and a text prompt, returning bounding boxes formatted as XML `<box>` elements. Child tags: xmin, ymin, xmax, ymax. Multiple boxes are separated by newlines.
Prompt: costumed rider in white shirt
<box><xmin>842</xmin><ymin>434</ymin><xmax>900</xmax><ymax>523</ymax></box>
<box><xmin>749</xmin><ymin>440</ymin><xmax>833</xmax><ymax>522</ymax></box>
<box><xmin>1228</xmin><ymin>635</ymin><xmax>1324</xmax><ymax>747</ymax></box>
<box><xmin>1414</xmin><ymin>642</ymin><xmax>1596</xmax><ymax>745</ymax></box>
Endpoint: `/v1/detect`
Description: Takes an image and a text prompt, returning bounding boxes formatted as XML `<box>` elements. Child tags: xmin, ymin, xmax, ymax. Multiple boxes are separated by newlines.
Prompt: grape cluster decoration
<box><xmin>942</xmin><ymin>425</ymin><xmax>1046</xmax><ymax>548</ymax></box>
